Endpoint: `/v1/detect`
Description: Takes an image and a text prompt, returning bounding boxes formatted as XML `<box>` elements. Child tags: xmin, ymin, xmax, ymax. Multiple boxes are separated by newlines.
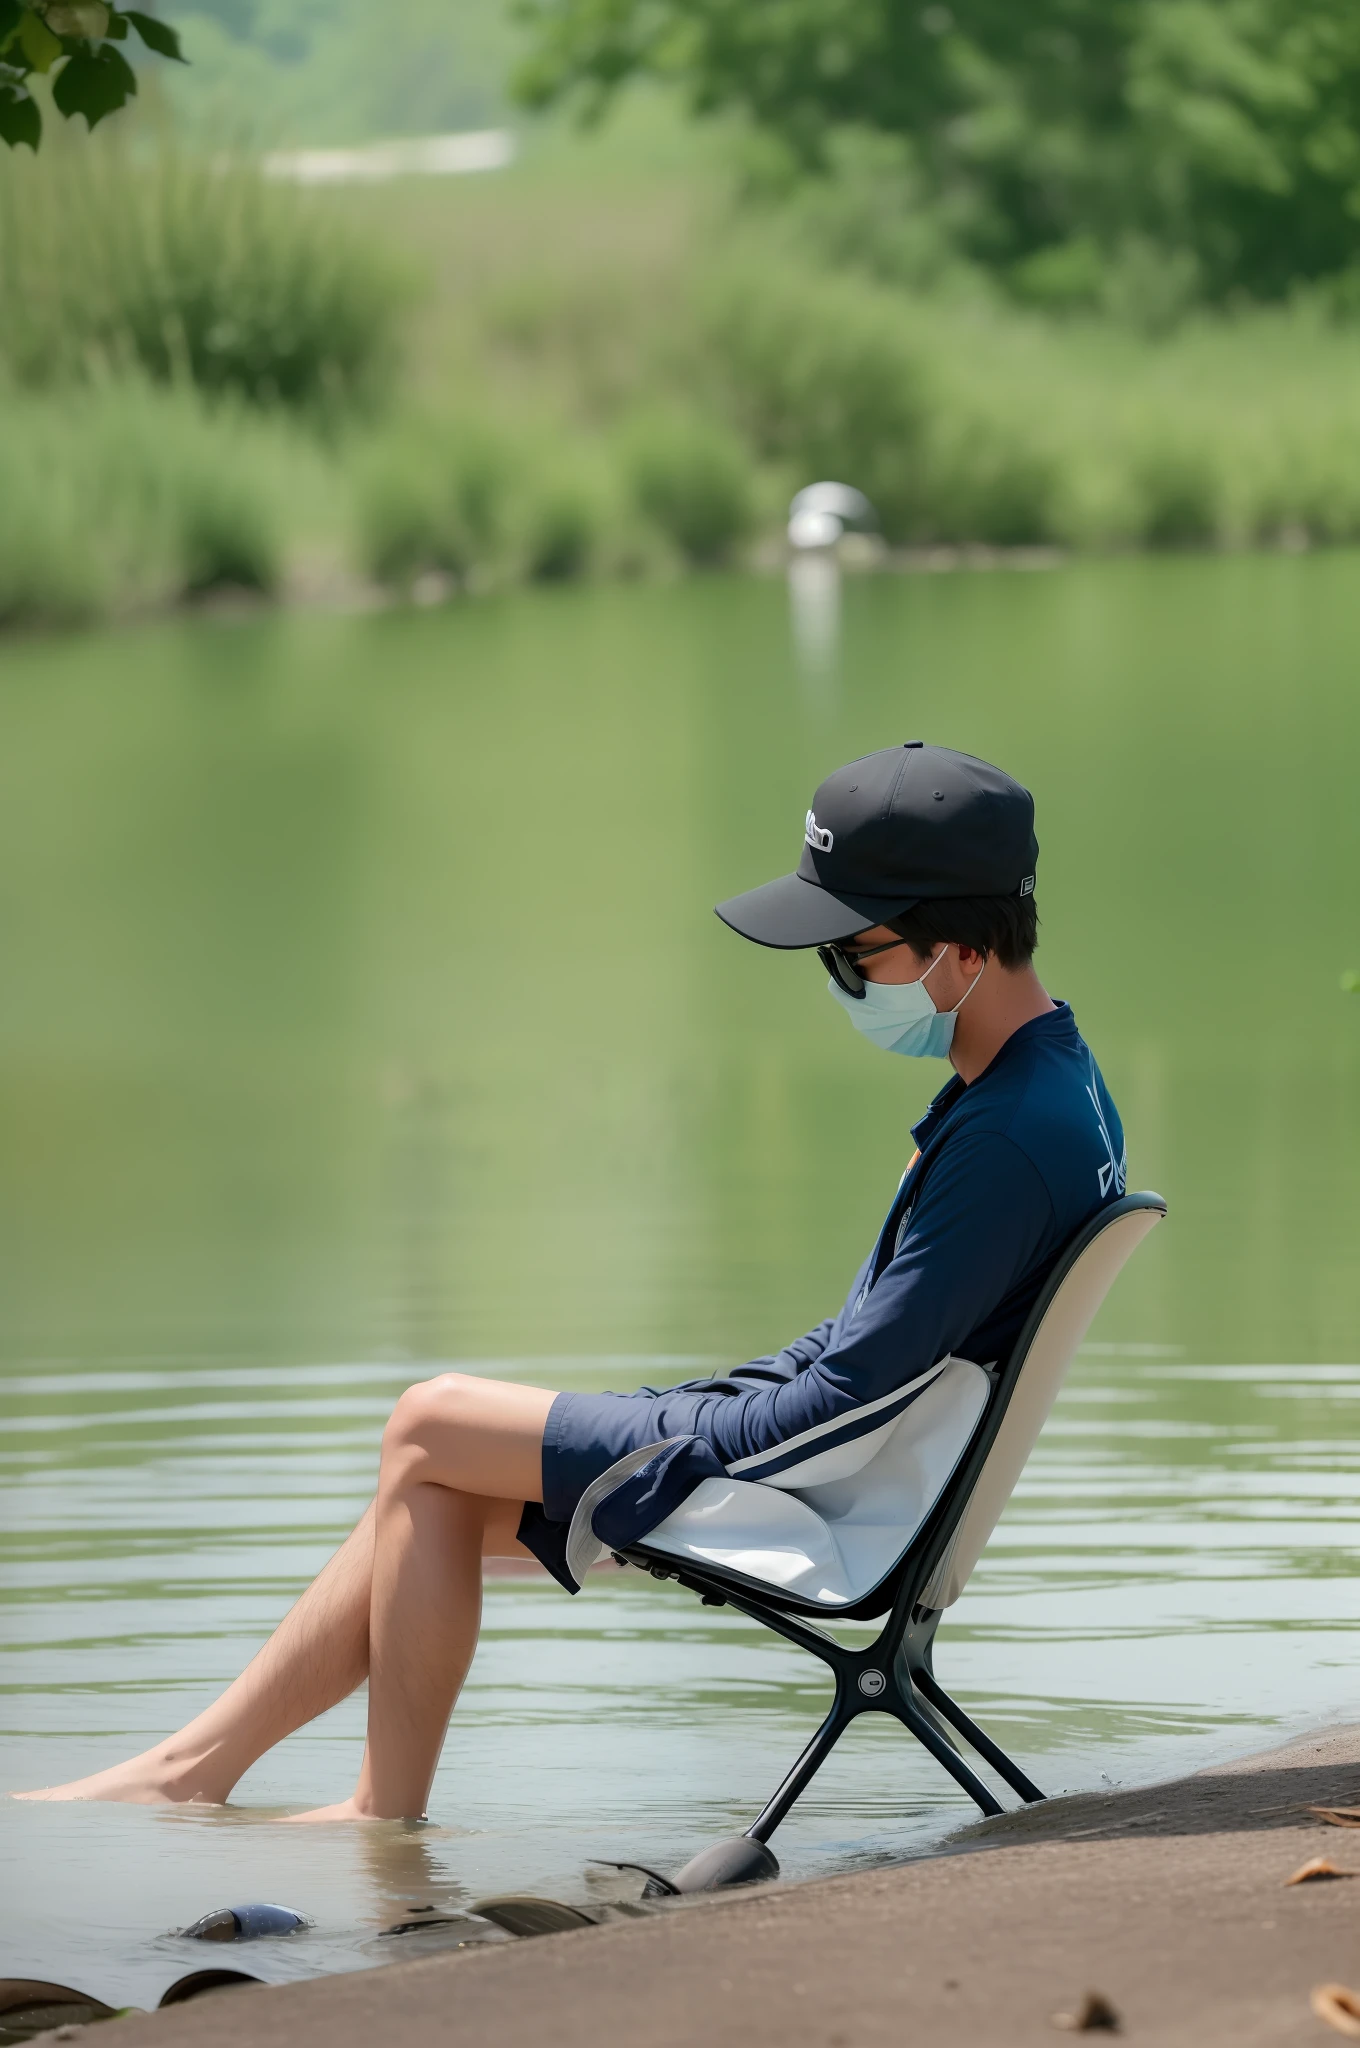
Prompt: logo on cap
<box><xmin>805</xmin><ymin>810</ymin><xmax>834</xmax><ymax>854</ymax></box>
<box><xmin>1019</xmin><ymin>875</ymin><xmax>1035</xmax><ymax>896</ymax></box>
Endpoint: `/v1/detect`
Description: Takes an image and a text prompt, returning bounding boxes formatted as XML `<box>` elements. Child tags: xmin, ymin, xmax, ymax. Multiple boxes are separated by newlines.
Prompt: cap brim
<box><xmin>715</xmin><ymin>872</ymin><xmax>920</xmax><ymax>949</ymax></box>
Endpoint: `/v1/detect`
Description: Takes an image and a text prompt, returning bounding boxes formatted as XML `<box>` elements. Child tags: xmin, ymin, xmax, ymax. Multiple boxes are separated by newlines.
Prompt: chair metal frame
<box><xmin>618</xmin><ymin>1192</ymin><xmax>1167</xmax><ymax>1840</ymax></box>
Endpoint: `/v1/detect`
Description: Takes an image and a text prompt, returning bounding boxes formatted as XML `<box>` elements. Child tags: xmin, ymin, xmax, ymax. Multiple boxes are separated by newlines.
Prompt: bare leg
<box><xmin>285</xmin><ymin>1374</ymin><xmax>555</xmax><ymax>1822</ymax></box>
<box><xmin>17</xmin><ymin>1374</ymin><xmax>556</xmax><ymax>1809</ymax></box>
<box><xmin>15</xmin><ymin>1505</ymin><xmax>378</xmax><ymax>1805</ymax></box>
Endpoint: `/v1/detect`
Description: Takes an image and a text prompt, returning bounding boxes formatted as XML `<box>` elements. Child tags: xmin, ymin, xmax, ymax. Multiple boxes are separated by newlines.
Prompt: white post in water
<box><xmin>786</xmin><ymin>483</ymin><xmax>877</xmax><ymax>684</ymax></box>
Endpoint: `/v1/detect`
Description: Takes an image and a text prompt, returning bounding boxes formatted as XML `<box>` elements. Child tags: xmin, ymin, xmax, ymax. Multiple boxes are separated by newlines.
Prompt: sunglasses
<box><xmin>816</xmin><ymin>933</ymin><xmax>914</xmax><ymax>1000</ymax></box>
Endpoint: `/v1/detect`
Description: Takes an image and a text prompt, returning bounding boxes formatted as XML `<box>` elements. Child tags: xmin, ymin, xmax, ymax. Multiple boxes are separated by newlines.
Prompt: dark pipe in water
<box><xmin>0</xmin><ymin>1979</ymin><xmax>122</xmax><ymax>2044</ymax></box>
<box><xmin>471</xmin><ymin>1896</ymin><xmax>597</xmax><ymax>1938</ymax></box>
<box><xmin>0</xmin><ymin>1968</ymin><xmax>260</xmax><ymax>2040</ymax></box>
<box><xmin>159</xmin><ymin>1969</ymin><xmax>263</xmax><ymax>2005</ymax></box>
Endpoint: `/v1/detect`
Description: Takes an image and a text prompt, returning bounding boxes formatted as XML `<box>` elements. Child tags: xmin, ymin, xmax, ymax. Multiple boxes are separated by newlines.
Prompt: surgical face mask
<box><xmin>827</xmin><ymin>947</ymin><xmax>984</xmax><ymax>1059</ymax></box>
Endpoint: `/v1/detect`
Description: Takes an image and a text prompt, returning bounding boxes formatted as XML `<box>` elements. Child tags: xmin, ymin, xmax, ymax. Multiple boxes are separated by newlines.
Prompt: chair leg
<box><xmin>745</xmin><ymin>1685</ymin><xmax>856</xmax><ymax>1845</ymax></box>
<box><xmin>889</xmin><ymin>1691</ymin><xmax>1005</xmax><ymax>1818</ymax></box>
<box><xmin>735</xmin><ymin>1669</ymin><xmax>1010</xmax><ymax>1852</ymax></box>
<box><xmin>674</xmin><ymin>1586</ymin><xmax>1023</xmax><ymax>1851</ymax></box>
<box><xmin>912</xmin><ymin>1666</ymin><xmax>1046</xmax><ymax>1805</ymax></box>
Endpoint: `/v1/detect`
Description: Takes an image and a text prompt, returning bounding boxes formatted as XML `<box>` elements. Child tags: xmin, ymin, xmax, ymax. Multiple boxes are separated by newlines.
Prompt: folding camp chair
<box><xmin>589</xmin><ymin>1190</ymin><xmax>1166</xmax><ymax>1894</ymax></box>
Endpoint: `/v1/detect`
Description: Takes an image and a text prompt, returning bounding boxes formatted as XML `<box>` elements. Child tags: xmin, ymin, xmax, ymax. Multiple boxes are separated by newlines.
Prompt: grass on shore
<box><xmin>0</xmin><ymin>379</ymin><xmax>341</xmax><ymax>628</ymax></box>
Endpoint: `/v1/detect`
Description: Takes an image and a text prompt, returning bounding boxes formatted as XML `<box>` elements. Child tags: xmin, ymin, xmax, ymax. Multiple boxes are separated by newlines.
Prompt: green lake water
<box><xmin>2</xmin><ymin>555</ymin><xmax>1359</xmax><ymax>2004</ymax></box>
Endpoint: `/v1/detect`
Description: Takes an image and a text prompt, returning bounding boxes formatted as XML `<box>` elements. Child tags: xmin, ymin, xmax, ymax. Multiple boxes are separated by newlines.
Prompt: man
<box><xmin>18</xmin><ymin>742</ymin><xmax>1123</xmax><ymax>1822</ymax></box>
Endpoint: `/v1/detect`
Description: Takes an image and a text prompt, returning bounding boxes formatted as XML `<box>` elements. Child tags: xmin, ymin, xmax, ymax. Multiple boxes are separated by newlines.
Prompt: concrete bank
<box><xmin>108</xmin><ymin>1724</ymin><xmax>1360</xmax><ymax>2048</ymax></box>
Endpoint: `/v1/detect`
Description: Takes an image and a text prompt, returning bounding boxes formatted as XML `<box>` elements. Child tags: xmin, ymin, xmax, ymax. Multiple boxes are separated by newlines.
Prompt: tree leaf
<box><xmin>18</xmin><ymin>8</ymin><xmax>64</xmax><ymax>71</ymax></box>
<box><xmin>104</xmin><ymin>10</ymin><xmax>129</xmax><ymax>37</ymax></box>
<box><xmin>123</xmin><ymin>7</ymin><xmax>183</xmax><ymax>59</ymax></box>
<box><xmin>51</xmin><ymin>40</ymin><xmax>137</xmax><ymax>126</ymax></box>
<box><xmin>43</xmin><ymin>3</ymin><xmax>110</xmax><ymax>36</ymax></box>
<box><xmin>0</xmin><ymin>0</ymin><xmax>25</xmax><ymax>57</ymax></box>
<box><xmin>0</xmin><ymin>78</ymin><xmax>40</xmax><ymax>146</ymax></box>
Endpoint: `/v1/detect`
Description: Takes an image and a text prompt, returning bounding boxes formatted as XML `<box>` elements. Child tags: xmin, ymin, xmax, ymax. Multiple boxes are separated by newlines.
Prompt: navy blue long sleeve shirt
<box><xmin>527</xmin><ymin>1001</ymin><xmax>1126</xmax><ymax>1582</ymax></box>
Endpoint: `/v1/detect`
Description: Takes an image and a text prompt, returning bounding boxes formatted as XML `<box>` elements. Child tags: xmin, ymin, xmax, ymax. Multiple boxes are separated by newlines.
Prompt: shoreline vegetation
<box><xmin>8</xmin><ymin>110</ymin><xmax>1360</xmax><ymax>633</ymax></box>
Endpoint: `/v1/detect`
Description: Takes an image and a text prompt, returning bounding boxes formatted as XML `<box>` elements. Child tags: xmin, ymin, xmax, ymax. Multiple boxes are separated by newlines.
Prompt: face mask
<box><xmin>827</xmin><ymin>948</ymin><xmax>984</xmax><ymax>1059</ymax></box>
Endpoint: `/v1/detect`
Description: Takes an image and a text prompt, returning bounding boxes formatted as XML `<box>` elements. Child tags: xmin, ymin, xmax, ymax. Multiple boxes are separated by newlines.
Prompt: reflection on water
<box><xmin>2</xmin><ymin>557</ymin><xmax>1359</xmax><ymax>2002</ymax></box>
<box><xmin>787</xmin><ymin>550</ymin><xmax>841</xmax><ymax>685</ymax></box>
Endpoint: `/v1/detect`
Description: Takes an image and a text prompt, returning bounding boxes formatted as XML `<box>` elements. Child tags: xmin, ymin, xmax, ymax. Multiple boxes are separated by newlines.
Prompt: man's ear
<box><xmin>956</xmin><ymin>944</ymin><xmax>986</xmax><ymax>971</ymax></box>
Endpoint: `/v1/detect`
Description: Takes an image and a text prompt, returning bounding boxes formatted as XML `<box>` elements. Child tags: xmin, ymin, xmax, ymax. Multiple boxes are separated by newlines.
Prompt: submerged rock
<box><xmin>179</xmin><ymin>1903</ymin><xmax>309</xmax><ymax>1941</ymax></box>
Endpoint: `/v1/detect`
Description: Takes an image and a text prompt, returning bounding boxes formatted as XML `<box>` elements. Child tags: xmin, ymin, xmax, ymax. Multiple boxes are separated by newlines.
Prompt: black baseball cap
<box><xmin>716</xmin><ymin>742</ymin><xmax>1038</xmax><ymax>949</ymax></box>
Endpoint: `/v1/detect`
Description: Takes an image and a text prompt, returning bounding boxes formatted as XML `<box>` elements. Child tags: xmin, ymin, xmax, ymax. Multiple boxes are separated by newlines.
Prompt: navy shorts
<box><xmin>516</xmin><ymin>1378</ymin><xmax>746</xmax><ymax>1591</ymax></box>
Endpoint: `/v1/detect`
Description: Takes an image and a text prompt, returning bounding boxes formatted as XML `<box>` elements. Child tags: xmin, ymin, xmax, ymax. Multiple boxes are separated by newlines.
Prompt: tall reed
<box><xmin>0</xmin><ymin>140</ymin><xmax>404</xmax><ymax>414</ymax></box>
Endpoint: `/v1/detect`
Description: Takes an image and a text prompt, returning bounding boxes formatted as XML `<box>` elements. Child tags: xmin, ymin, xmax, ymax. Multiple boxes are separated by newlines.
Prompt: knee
<box><xmin>381</xmin><ymin>1372</ymin><xmax>477</xmax><ymax>1478</ymax></box>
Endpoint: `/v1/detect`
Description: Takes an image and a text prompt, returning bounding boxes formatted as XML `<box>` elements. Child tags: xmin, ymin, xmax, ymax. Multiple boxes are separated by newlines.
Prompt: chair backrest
<box><xmin>918</xmin><ymin>1191</ymin><xmax>1166</xmax><ymax>1611</ymax></box>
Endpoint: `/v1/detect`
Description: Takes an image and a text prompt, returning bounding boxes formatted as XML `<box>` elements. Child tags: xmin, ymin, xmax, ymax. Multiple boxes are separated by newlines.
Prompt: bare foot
<box><xmin>12</xmin><ymin>1746</ymin><xmax>227</xmax><ymax>1807</ymax></box>
<box><xmin>278</xmin><ymin>1798</ymin><xmax>398</xmax><ymax>1824</ymax></box>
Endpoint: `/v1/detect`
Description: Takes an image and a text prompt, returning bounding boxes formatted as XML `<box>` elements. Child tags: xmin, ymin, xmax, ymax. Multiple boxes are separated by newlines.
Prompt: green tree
<box><xmin>516</xmin><ymin>0</ymin><xmax>1360</xmax><ymax>304</ymax></box>
<box><xmin>1</xmin><ymin>0</ymin><xmax>184</xmax><ymax>148</ymax></box>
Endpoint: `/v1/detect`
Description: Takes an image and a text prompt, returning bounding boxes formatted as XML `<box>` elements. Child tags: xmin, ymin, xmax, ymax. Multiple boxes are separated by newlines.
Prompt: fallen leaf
<box><xmin>1311</xmin><ymin>1985</ymin><xmax>1360</xmax><ymax>2039</ymax></box>
<box><xmin>1306</xmin><ymin>1807</ymin><xmax>1360</xmax><ymax>1829</ymax></box>
<box><xmin>1286</xmin><ymin>1858</ymin><xmax>1355</xmax><ymax>1885</ymax></box>
<box><xmin>1052</xmin><ymin>1991</ymin><xmax>1121</xmax><ymax>2033</ymax></box>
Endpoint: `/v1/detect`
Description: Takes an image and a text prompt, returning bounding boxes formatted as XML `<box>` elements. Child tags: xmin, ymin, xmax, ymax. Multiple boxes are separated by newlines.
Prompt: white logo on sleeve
<box><xmin>1087</xmin><ymin>1059</ymin><xmax>1127</xmax><ymax>1198</ymax></box>
<box><xmin>805</xmin><ymin>809</ymin><xmax>834</xmax><ymax>853</ymax></box>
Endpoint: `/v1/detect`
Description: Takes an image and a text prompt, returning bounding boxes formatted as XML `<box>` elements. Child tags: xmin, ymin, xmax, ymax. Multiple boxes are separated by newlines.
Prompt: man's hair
<box><xmin>888</xmin><ymin>893</ymin><xmax>1038</xmax><ymax>969</ymax></box>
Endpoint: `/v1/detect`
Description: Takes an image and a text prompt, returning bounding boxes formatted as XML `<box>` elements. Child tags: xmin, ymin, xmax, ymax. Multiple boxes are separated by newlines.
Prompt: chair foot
<box><xmin>662</xmin><ymin>1835</ymin><xmax>781</xmax><ymax>1895</ymax></box>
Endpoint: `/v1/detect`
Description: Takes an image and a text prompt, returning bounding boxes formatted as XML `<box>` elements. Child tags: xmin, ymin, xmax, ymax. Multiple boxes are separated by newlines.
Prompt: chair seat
<box><xmin>637</xmin><ymin>1357</ymin><xmax>991</xmax><ymax>1607</ymax></box>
